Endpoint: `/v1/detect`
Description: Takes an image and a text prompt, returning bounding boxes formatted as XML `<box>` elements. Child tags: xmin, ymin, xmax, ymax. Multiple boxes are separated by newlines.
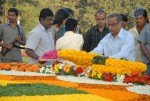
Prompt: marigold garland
<box><xmin>57</xmin><ymin>50</ymin><xmax>101</xmax><ymax>66</ymax></box>
<box><xmin>91</xmin><ymin>58</ymin><xmax>147</xmax><ymax>75</ymax></box>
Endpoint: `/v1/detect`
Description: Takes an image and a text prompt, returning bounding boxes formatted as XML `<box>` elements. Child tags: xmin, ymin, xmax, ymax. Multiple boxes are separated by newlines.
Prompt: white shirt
<box><xmin>92</xmin><ymin>28</ymin><xmax>135</xmax><ymax>61</ymax></box>
<box><xmin>129</xmin><ymin>26</ymin><xmax>142</xmax><ymax>62</ymax></box>
<box><xmin>56</xmin><ymin>31</ymin><xmax>83</xmax><ymax>50</ymax></box>
<box><xmin>25</xmin><ymin>23</ymin><xmax>54</xmax><ymax>64</ymax></box>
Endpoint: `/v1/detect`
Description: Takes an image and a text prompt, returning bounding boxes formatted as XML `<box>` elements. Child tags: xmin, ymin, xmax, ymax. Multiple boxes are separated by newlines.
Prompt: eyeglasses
<box><xmin>108</xmin><ymin>22</ymin><xmax>119</xmax><ymax>27</ymax></box>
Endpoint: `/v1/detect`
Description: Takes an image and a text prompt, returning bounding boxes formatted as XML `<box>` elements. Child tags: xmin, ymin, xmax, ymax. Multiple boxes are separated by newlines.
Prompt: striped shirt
<box><xmin>83</xmin><ymin>25</ymin><xmax>109</xmax><ymax>52</ymax></box>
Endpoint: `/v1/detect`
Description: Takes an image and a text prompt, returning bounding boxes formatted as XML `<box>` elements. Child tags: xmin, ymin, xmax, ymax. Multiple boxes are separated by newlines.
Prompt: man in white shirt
<box><xmin>25</xmin><ymin>8</ymin><xmax>54</xmax><ymax>64</ymax></box>
<box><xmin>92</xmin><ymin>13</ymin><xmax>135</xmax><ymax>61</ymax></box>
<box><xmin>56</xmin><ymin>18</ymin><xmax>83</xmax><ymax>50</ymax></box>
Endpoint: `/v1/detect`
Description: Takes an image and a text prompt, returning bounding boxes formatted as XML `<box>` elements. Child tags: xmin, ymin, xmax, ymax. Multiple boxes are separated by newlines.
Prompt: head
<box><xmin>107</xmin><ymin>13</ymin><xmax>122</xmax><ymax>36</ymax></box>
<box><xmin>120</xmin><ymin>14</ymin><xmax>128</xmax><ymax>28</ymax></box>
<box><xmin>133</xmin><ymin>7</ymin><xmax>149</xmax><ymax>27</ymax></box>
<box><xmin>65</xmin><ymin>18</ymin><xmax>78</xmax><ymax>32</ymax></box>
<box><xmin>95</xmin><ymin>9</ymin><xmax>107</xmax><ymax>27</ymax></box>
<box><xmin>63</xmin><ymin>8</ymin><xmax>74</xmax><ymax>18</ymax></box>
<box><xmin>39</xmin><ymin>8</ymin><xmax>54</xmax><ymax>29</ymax></box>
<box><xmin>53</xmin><ymin>9</ymin><xmax>70</xmax><ymax>27</ymax></box>
<box><xmin>8</xmin><ymin>8</ymin><xmax>19</xmax><ymax>23</ymax></box>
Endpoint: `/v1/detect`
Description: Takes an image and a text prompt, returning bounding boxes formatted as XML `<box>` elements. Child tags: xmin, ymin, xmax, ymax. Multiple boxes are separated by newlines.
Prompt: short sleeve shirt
<box><xmin>25</xmin><ymin>23</ymin><xmax>54</xmax><ymax>64</ymax></box>
<box><xmin>138</xmin><ymin>23</ymin><xmax>150</xmax><ymax>64</ymax></box>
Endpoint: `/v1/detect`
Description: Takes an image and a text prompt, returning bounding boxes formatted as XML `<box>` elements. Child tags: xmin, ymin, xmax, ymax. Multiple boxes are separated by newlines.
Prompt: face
<box><xmin>8</xmin><ymin>12</ymin><xmax>18</xmax><ymax>23</ymax></box>
<box><xmin>107</xmin><ymin>17</ymin><xmax>122</xmax><ymax>36</ymax></box>
<box><xmin>136</xmin><ymin>16</ymin><xmax>146</xmax><ymax>27</ymax></box>
<box><xmin>41</xmin><ymin>16</ymin><xmax>54</xmax><ymax>29</ymax></box>
<box><xmin>95</xmin><ymin>13</ymin><xmax>106</xmax><ymax>27</ymax></box>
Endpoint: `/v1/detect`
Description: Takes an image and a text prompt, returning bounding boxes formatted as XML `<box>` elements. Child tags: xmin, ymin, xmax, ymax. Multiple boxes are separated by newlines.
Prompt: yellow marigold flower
<box><xmin>54</xmin><ymin>64</ymin><xmax>60</xmax><ymax>72</ymax></box>
<box><xmin>97</xmin><ymin>73</ymin><xmax>102</xmax><ymax>79</ymax></box>
<box><xmin>63</xmin><ymin>65</ymin><xmax>71</xmax><ymax>73</ymax></box>
<box><xmin>58</xmin><ymin>50</ymin><xmax>101</xmax><ymax>66</ymax></box>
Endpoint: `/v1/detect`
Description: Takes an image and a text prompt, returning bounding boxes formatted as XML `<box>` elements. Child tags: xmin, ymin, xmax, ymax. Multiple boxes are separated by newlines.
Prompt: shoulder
<box><xmin>86</xmin><ymin>25</ymin><xmax>97</xmax><ymax>33</ymax></box>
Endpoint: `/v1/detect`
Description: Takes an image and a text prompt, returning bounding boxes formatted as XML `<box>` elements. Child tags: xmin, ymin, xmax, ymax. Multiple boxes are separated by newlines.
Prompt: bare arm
<box><xmin>140</xmin><ymin>43</ymin><xmax>150</xmax><ymax>61</ymax></box>
<box><xmin>25</xmin><ymin>48</ymin><xmax>39</xmax><ymax>60</ymax></box>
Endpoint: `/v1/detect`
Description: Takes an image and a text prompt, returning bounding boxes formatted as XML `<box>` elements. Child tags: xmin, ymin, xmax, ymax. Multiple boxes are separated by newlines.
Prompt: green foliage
<box><xmin>1</xmin><ymin>0</ymin><xmax>150</xmax><ymax>35</ymax></box>
<box><xmin>0</xmin><ymin>83</ymin><xmax>88</xmax><ymax>96</ymax></box>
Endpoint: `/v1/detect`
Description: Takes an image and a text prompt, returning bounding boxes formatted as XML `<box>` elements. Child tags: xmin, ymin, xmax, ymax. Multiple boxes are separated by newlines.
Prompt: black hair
<box><xmin>53</xmin><ymin>9</ymin><xmax>70</xmax><ymax>27</ymax></box>
<box><xmin>63</xmin><ymin>8</ymin><xmax>74</xmax><ymax>15</ymax></box>
<box><xmin>120</xmin><ymin>14</ymin><xmax>128</xmax><ymax>22</ymax></box>
<box><xmin>39</xmin><ymin>8</ymin><xmax>54</xmax><ymax>21</ymax></box>
<box><xmin>8</xmin><ymin>8</ymin><xmax>19</xmax><ymax>16</ymax></box>
<box><xmin>143</xmin><ymin>9</ymin><xmax>149</xmax><ymax>23</ymax></box>
<box><xmin>65</xmin><ymin>18</ymin><xmax>78</xmax><ymax>31</ymax></box>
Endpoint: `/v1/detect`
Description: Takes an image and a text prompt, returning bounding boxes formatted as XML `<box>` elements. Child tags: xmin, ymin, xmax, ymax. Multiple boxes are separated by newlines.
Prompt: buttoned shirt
<box><xmin>56</xmin><ymin>31</ymin><xmax>83</xmax><ymax>50</ymax></box>
<box><xmin>25</xmin><ymin>23</ymin><xmax>54</xmax><ymax>64</ymax></box>
<box><xmin>129</xmin><ymin>26</ymin><xmax>142</xmax><ymax>62</ymax></box>
<box><xmin>92</xmin><ymin>28</ymin><xmax>135</xmax><ymax>61</ymax></box>
<box><xmin>138</xmin><ymin>23</ymin><xmax>150</xmax><ymax>64</ymax></box>
<box><xmin>0</xmin><ymin>23</ymin><xmax>26</xmax><ymax>61</ymax></box>
<box><xmin>83</xmin><ymin>25</ymin><xmax>109</xmax><ymax>52</ymax></box>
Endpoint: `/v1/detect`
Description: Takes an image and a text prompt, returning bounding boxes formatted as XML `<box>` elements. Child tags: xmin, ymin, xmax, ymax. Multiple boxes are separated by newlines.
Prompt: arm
<box><xmin>25</xmin><ymin>48</ymin><xmax>39</xmax><ymax>60</ymax></box>
<box><xmin>138</xmin><ymin>24</ymin><xmax>150</xmax><ymax>61</ymax></box>
<box><xmin>16</xmin><ymin>26</ymin><xmax>26</xmax><ymax>46</ymax></box>
<box><xmin>140</xmin><ymin>43</ymin><xmax>150</xmax><ymax>60</ymax></box>
<box><xmin>91</xmin><ymin>40</ymin><xmax>104</xmax><ymax>54</ymax></box>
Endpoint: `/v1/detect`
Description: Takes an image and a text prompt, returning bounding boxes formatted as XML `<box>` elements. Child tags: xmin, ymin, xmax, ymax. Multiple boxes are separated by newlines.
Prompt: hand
<box><xmin>3</xmin><ymin>43</ymin><xmax>13</xmax><ymax>49</ymax></box>
<box><xmin>16</xmin><ymin>35</ymin><xmax>21</xmax><ymax>42</ymax></box>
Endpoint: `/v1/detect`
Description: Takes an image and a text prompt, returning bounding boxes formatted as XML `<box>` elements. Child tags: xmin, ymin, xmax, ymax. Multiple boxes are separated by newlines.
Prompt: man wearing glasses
<box><xmin>83</xmin><ymin>9</ymin><xmax>109</xmax><ymax>52</ymax></box>
<box><xmin>92</xmin><ymin>13</ymin><xmax>135</xmax><ymax>61</ymax></box>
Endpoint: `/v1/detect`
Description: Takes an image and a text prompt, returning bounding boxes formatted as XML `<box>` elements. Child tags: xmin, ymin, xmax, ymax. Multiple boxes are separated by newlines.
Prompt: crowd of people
<box><xmin>0</xmin><ymin>7</ymin><xmax>150</xmax><ymax>75</ymax></box>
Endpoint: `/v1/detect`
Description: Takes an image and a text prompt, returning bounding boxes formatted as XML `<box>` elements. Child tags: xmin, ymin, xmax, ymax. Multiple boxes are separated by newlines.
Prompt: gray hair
<box><xmin>107</xmin><ymin>13</ymin><xmax>122</xmax><ymax>22</ymax></box>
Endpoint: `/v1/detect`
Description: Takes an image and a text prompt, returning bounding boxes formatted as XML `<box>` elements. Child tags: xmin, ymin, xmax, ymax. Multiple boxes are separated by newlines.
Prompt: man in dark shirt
<box><xmin>83</xmin><ymin>9</ymin><xmax>109</xmax><ymax>52</ymax></box>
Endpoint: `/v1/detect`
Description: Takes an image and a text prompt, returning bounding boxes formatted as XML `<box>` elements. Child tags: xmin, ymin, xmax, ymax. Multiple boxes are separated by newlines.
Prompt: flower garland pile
<box><xmin>91</xmin><ymin>58</ymin><xmax>146</xmax><ymax>75</ymax></box>
<box><xmin>0</xmin><ymin>63</ymin><xmax>41</xmax><ymax>72</ymax></box>
<box><xmin>57</xmin><ymin>50</ymin><xmax>100</xmax><ymax>66</ymax></box>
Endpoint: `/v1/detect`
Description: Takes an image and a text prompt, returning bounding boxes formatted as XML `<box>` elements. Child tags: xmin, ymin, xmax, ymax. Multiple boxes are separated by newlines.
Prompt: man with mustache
<box><xmin>0</xmin><ymin>8</ymin><xmax>26</xmax><ymax>63</ymax></box>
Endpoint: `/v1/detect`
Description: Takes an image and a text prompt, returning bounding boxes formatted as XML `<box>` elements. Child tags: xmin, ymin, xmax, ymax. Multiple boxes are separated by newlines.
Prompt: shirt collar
<box><xmin>38</xmin><ymin>23</ymin><xmax>50</xmax><ymax>32</ymax></box>
<box><xmin>64</xmin><ymin>31</ymin><xmax>75</xmax><ymax>35</ymax></box>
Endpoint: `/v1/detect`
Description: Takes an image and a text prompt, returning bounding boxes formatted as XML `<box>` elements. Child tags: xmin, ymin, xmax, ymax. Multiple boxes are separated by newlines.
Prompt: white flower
<box><xmin>40</xmin><ymin>67</ymin><xmax>45</xmax><ymax>73</ymax></box>
<box><xmin>117</xmin><ymin>75</ymin><xmax>125</xmax><ymax>82</ymax></box>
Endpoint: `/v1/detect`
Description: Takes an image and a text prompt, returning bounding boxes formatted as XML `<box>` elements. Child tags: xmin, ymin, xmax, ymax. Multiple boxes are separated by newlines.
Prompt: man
<box><xmin>83</xmin><ymin>9</ymin><xmax>109</xmax><ymax>52</ymax></box>
<box><xmin>129</xmin><ymin>7</ymin><xmax>149</xmax><ymax>62</ymax></box>
<box><xmin>25</xmin><ymin>8</ymin><xmax>54</xmax><ymax>64</ymax></box>
<box><xmin>92</xmin><ymin>13</ymin><xmax>135</xmax><ymax>61</ymax></box>
<box><xmin>0</xmin><ymin>8</ymin><xmax>26</xmax><ymax>63</ymax></box>
<box><xmin>56</xmin><ymin>18</ymin><xmax>83</xmax><ymax>50</ymax></box>
<box><xmin>138</xmin><ymin>23</ymin><xmax>150</xmax><ymax>75</ymax></box>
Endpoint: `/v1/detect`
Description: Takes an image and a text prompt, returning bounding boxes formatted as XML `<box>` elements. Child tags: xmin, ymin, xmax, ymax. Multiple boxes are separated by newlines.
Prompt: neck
<box><xmin>98</xmin><ymin>25</ymin><xmax>105</xmax><ymax>32</ymax></box>
<box><xmin>136</xmin><ymin>25</ymin><xmax>145</xmax><ymax>33</ymax></box>
<box><xmin>9</xmin><ymin>21</ymin><xmax>17</xmax><ymax>27</ymax></box>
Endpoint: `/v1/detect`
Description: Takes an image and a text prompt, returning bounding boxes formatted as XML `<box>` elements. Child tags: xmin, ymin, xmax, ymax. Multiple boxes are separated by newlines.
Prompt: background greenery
<box><xmin>0</xmin><ymin>0</ymin><xmax>150</xmax><ymax>35</ymax></box>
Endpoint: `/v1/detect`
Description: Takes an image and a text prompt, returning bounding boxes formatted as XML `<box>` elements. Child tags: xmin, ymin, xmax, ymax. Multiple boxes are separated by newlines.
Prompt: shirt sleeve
<box><xmin>110</xmin><ymin>32</ymin><xmax>134</xmax><ymax>60</ymax></box>
<box><xmin>91</xmin><ymin>39</ymin><xmax>104</xmax><ymax>54</ymax></box>
<box><xmin>25</xmin><ymin>32</ymin><xmax>40</xmax><ymax>50</ymax></box>
<box><xmin>138</xmin><ymin>24</ymin><xmax>148</xmax><ymax>44</ymax></box>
